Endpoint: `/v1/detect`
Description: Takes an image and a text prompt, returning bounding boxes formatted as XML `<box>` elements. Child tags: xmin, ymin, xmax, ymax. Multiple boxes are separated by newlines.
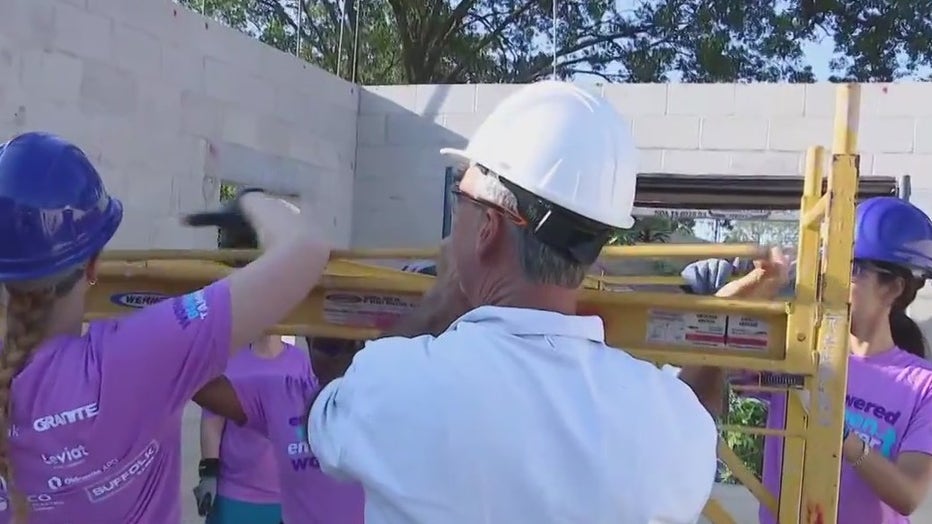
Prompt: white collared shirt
<box><xmin>308</xmin><ymin>306</ymin><xmax>717</xmax><ymax>524</ymax></box>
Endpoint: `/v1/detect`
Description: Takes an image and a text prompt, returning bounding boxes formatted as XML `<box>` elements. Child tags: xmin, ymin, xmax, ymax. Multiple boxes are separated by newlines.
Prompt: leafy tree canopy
<box><xmin>183</xmin><ymin>0</ymin><xmax>932</xmax><ymax>84</ymax></box>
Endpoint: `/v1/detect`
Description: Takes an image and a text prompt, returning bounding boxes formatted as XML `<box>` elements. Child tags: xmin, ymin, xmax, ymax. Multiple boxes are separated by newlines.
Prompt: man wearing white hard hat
<box><xmin>305</xmin><ymin>81</ymin><xmax>718</xmax><ymax>523</ymax></box>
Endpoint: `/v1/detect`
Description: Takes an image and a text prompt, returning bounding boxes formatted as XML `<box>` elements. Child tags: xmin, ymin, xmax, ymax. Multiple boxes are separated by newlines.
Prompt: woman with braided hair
<box><xmin>0</xmin><ymin>132</ymin><xmax>330</xmax><ymax>523</ymax></box>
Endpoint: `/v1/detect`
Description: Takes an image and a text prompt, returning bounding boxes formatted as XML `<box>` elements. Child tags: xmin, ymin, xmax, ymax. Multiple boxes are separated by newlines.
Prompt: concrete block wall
<box><xmin>354</xmin><ymin>82</ymin><xmax>932</xmax><ymax>330</ymax></box>
<box><xmin>0</xmin><ymin>0</ymin><xmax>358</xmax><ymax>249</ymax></box>
<box><xmin>354</xmin><ymin>82</ymin><xmax>932</xmax><ymax>248</ymax></box>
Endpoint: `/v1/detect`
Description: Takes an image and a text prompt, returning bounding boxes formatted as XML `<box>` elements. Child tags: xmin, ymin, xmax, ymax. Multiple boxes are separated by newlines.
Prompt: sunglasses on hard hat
<box><xmin>851</xmin><ymin>259</ymin><xmax>904</xmax><ymax>279</ymax></box>
<box><xmin>450</xmin><ymin>185</ymin><xmax>528</xmax><ymax>227</ymax></box>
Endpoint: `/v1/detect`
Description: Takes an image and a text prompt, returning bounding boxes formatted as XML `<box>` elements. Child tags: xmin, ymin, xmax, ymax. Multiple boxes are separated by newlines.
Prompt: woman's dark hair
<box><xmin>874</xmin><ymin>261</ymin><xmax>927</xmax><ymax>358</ymax></box>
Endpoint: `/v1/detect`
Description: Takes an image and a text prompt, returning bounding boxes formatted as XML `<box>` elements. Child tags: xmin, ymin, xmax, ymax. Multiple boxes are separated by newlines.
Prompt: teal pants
<box><xmin>206</xmin><ymin>495</ymin><xmax>283</xmax><ymax>524</ymax></box>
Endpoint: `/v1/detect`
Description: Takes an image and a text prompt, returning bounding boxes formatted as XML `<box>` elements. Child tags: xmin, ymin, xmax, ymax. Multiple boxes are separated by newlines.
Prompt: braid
<box><xmin>0</xmin><ymin>285</ymin><xmax>57</xmax><ymax>523</ymax></box>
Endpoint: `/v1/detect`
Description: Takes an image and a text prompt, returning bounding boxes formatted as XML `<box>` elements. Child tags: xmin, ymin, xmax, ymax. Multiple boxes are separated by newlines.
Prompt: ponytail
<box><xmin>0</xmin><ymin>286</ymin><xmax>57</xmax><ymax>522</ymax></box>
<box><xmin>0</xmin><ymin>270</ymin><xmax>83</xmax><ymax>523</ymax></box>
<box><xmin>889</xmin><ymin>276</ymin><xmax>927</xmax><ymax>358</ymax></box>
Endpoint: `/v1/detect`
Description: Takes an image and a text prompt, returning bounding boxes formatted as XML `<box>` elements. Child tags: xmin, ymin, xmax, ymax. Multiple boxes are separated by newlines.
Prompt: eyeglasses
<box><xmin>450</xmin><ymin>186</ymin><xmax>527</xmax><ymax>227</ymax></box>
<box><xmin>851</xmin><ymin>260</ymin><xmax>898</xmax><ymax>279</ymax></box>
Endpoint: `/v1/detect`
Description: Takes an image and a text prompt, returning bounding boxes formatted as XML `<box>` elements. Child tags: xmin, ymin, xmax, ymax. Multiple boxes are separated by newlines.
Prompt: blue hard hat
<box><xmin>854</xmin><ymin>197</ymin><xmax>932</xmax><ymax>277</ymax></box>
<box><xmin>0</xmin><ymin>132</ymin><xmax>122</xmax><ymax>282</ymax></box>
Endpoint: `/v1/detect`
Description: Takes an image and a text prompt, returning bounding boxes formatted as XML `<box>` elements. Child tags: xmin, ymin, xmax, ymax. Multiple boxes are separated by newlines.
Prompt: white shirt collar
<box><xmin>448</xmin><ymin>305</ymin><xmax>605</xmax><ymax>343</ymax></box>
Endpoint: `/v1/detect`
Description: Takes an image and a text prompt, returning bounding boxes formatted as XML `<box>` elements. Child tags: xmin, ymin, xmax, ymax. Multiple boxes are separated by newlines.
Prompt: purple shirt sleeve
<box><xmin>95</xmin><ymin>280</ymin><xmax>232</xmax><ymax>422</ymax></box>
<box><xmin>230</xmin><ymin>374</ymin><xmax>273</xmax><ymax>437</ymax></box>
<box><xmin>898</xmin><ymin>390</ymin><xmax>932</xmax><ymax>455</ymax></box>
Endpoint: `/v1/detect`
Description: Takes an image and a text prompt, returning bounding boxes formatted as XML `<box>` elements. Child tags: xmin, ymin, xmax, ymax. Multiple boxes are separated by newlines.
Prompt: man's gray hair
<box><xmin>473</xmin><ymin>175</ymin><xmax>588</xmax><ymax>288</ymax></box>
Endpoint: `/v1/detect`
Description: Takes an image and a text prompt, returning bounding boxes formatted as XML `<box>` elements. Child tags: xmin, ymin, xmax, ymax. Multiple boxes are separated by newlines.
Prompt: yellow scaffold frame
<box><xmin>86</xmin><ymin>84</ymin><xmax>863</xmax><ymax>523</ymax></box>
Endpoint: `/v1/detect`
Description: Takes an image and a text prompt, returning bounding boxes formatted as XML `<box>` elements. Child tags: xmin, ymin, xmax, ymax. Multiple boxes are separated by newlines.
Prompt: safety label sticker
<box><xmin>323</xmin><ymin>291</ymin><xmax>419</xmax><ymax>329</ymax></box>
<box><xmin>646</xmin><ymin>309</ymin><xmax>770</xmax><ymax>350</ymax></box>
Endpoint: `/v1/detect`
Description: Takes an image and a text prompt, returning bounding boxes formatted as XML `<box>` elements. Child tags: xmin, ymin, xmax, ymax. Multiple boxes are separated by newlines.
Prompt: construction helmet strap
<box><xmin>498</xmin><ymin>176</ymin><xmax>613</xmax><ymax>266</ymax></box>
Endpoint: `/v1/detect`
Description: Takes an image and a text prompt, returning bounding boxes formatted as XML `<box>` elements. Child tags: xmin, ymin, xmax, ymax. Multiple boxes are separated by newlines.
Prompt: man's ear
<box><xmin>476</xmin><ymin>209</ymin><xmax>506</xmax><ymax>262</ymax></box>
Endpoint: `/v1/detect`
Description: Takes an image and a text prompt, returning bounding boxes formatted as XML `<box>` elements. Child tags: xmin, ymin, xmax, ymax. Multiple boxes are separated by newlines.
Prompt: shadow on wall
<box><xmin>353</xmin><ymin>84</ymin><xmax>498</xmax><ymax>249</ymax></box>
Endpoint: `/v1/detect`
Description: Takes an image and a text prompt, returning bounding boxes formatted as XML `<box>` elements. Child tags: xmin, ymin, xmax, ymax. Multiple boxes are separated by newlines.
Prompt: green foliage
<box><xmin>719</xmin><ymin>392</ymin><xmax>767</xmax><ymax>484</ymax></box>
<box><xmin>610</xmin><ymin>216</ymin><xmax>694</xmax><ymax>245</ymax></box>
<box><xmin>180</xmin><ymin>0</ymin><xmax>932</xmax><ymax>85</ymax></box>
<box><xmin>725</xmin><ymin>220</ymin><xmax>799</xmax><ymax>246</ymax></box>
<box><xmin>219</xmin><ymin>182</ymin><xmax>237</xmax><ymax>202</ymax></box>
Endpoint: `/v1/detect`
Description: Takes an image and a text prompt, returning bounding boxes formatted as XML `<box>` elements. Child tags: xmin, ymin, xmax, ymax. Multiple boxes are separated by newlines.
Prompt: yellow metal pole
<box><xmin>100</xmin><ymin>243</ymin><xmax>768</xmax><ymax>263</ymax></box>
<box><xmin>797</xmin><ymin>83</ymin><xmax>860</xmax><ymax>523</ymax></box>
<box><xmin>777</xmin><ymin>145</ymin><xmax>825</xmax><ymax>522</ymax></box>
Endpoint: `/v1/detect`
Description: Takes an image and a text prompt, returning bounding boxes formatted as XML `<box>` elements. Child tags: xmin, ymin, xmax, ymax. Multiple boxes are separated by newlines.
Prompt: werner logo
<box><xmin>86</xmin><ymin>441</ymin><xmax>159</xmax><ymax>502</ymax></box>
<box><xmin>109</xmin><ymin>292</ymin><xmax>168</xmax><ymax>309</ymax></box>
<box><xmin>42</xmin><ymin>445</ymin><xmax>88</xmax><ymax>468</ymax></box>
<box><xmin>33</xmin><ymin>403</ymin><xmax>99</xmax><ymax>432</ymax></box>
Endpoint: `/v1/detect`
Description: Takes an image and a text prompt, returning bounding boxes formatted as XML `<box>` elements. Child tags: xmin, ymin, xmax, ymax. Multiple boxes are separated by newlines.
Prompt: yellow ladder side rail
<box><xmin>99</xmin><ymin>243</ymin><xmax>769</xmax><ymax>263</ymax></box>
<box><xmin>777</xmin><ymin>145</ymin><xmax>826</xmax><ymax>522</ymax></box>
<box><xmin>798</xmin><ymin>83</ymin><xmax>861</xmax><ymax>523</ymax></box>
<box><xmin>702</xmin><ymin>498</ymin><xmax>739</xmax><ymax>524</ymax></box>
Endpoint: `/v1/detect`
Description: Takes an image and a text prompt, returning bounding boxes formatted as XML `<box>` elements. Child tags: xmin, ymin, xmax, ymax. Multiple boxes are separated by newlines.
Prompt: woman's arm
<box><xmin>199</xmin><ymin>413</ymin><xmax>224</xmax><ymax>460</ymax></box>
<box><xmin>843</xmin><ymin>434</ymin><xmax>932</xmax><ymax>515</ymax></box>
<box><xmin>679</xmin><ymin>252</ymin><xmax>789</xmax><ymax>419</ymax></box>
<box><xmin>193</xmin><ymin>377</ymin><xmax>248</xmax><ymax>426</ymax></box>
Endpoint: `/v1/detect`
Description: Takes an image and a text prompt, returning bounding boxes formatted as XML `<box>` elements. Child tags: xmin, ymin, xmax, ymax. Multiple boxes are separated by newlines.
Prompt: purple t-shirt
<box><xmin>0</xmin><ymin>281</ymin><xmax>232</xmax><ymax>524</ymax></box>
<box><xmin>203</xmin><ymin>343</ymin><xmax>311</xmax><ymax>504</ymax></box>
<box><xmin>737</xmin><ymin>348</ymin><xmax>932</xmax><ymax>524</ymax></box>
<box><xmin>230</xmin><ymin>370</ymin><xmax>364</xmax><ymax>524</ymax></box>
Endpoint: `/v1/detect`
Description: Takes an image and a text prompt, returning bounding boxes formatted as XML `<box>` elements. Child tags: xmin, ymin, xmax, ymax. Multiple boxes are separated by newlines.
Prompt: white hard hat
<box><xmin>440</xmin><ymin>80</ymin><xmax>637</xmax><ymax>229</ymax></box>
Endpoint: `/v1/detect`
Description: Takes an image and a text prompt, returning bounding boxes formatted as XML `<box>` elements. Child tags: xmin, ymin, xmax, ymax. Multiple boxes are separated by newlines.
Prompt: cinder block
<box><xmin>0</xmin><ymin>0</ymin><xmax>55</xmax><ymax>48</ymax></box>
<box><xmin>912</xmin><ymin>119</ymin><xmax>932</xmax><ymax>154</ymax></box>
<box><xmin>667</xmin><ymin>84</ymin><xmax>735</xmax><ymax>116</ymax></box>
<box><xmin>441</xmin><ymin>113</ymin><xmax>484</xmax><ymax>142</ymax></box>
<box><xmin>603</xmin><ymin>84</ymin><xmax>668</xmax><ymax>117</ymax></box>
<box><xmin>871</xmin><ymin>153</ymin><xmax>932</xmax><ymax>177</ymax></box>
<box><xmin>255</xmin><ymin>115</ymin><xmax>294</xmax><ymax>158</ymax></box>
<box><xmin>360</xmin><ymin>86</ymin><xmax>417</xmax><ymax>114</ymax></box>
<box><xmin>768</xmin><ymin>117</ymin><xmax>833</xmax><ymax>152</ymax></box>
<box><xmin>203</xmin><ymin>58</ymin><xmax>270</xmax><ymax>112</ymax></box>
<box><xmin>135</xmin><ymin>79</ymin><xmax>182</xmax><ymax>136</ymax></box>
<box><xmin>415</xmin><ymin>84</ymin><xmax>476</xmax><ymax>115</ymax></box>
<box><xmin>734</xmin><ymin>84</ymin><xmax>804</xmax><ymax>116</ymax></box>
<box><xmin>161</xmin><ymin>44</ymin><xmax>205</xmax><ymax>92</ymax></box>
<box><xmin>860</xmin><ymin>84</ymin><xmax>932</xmax><ymax>117</ymax></box>
<box><xmin>858</xmin><ymin>118</ymin><xmax>915</xmax><ymax>154</ymax></box>
<box><xmin>112</xmin><ymin>23</ymin><xmax>162</xmax><ymax>80</ymax></box>
<box><xmin>632</xmin><ymin>116</ymin><xmax>700</xmax><ymax>149</ymax></box>
<box><xmin>700</xmin><ymin>117</ymin><xmax>768</xmax><ymax>150</ymax></box>
<box><xmin>354</xmin><ymin>145</ymin><xmax>442</xmax><ymax>179</ymax></box>
<box><xmin>52</xmin><ymin>1</ymin><xmax>113</xmax><ymax>62</ymax></box>
<box><xmin>662</xmin><ymin>150</ymin><xmax>731</xmax><ymax>174</ymax></box>
<box><xmin>385</xmin><ymin>113</ymin><xmax>446</xmax><ymax>146</ymax></box>
<box><xmin>79</xmin><ymin>59</ymin><xmax>139</xmax><ymax>116</ymax></box>
<box><xmin>475</xmin><ymin>84</ymin><xmax>523</xmax><ymax>114</ymax></box>
<box><xmin>220</xmin><ymin>106</ymin><xmax>259</xmax><ymax>147</ymax></box>
<box><xmin>180</xmin><ymin>90</ymin><xmax>224</xmax><ymax>137</ymax></box>
<box><xmin>356</xmin><ymin>114</ymin><xmax>387</xmax><ymax>146</ymax></box>
<box><xmin>18</xmin><ymin>50</ymin><xmax>83</xmax><ymax>103</ymax></box>
<box><xmin>802</xmin><ymin>84</ymin><xmax>835</xmax><ymax>117</ymax></box>
<box><xmin>636</xmin><ymin>149</ymin><xmax>663</xmax><ymax>172</ymax></box>
<box><xmin>730</xmin><ymin>152</ymin><xmax>802</xmax><ymax>176</ymax></box>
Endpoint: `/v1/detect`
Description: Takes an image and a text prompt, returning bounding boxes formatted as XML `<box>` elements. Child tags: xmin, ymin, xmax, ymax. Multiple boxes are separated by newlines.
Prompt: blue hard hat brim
<box><xmin>0</xmin><ymin>198</ymin><xmax>123</xmax><ymax>282</ymax></box>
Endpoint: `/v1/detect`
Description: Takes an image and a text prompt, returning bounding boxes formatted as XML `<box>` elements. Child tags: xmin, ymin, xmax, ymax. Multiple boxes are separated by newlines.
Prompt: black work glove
<box><xmin>192</xmin><ymin>458</ymin><xmax>220</xmax><ymax>517</ymax></box>
<box><xmin>183</xmin><ymin>188</ymin><xmax>262</xmax><ymax>250</ymax></box>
